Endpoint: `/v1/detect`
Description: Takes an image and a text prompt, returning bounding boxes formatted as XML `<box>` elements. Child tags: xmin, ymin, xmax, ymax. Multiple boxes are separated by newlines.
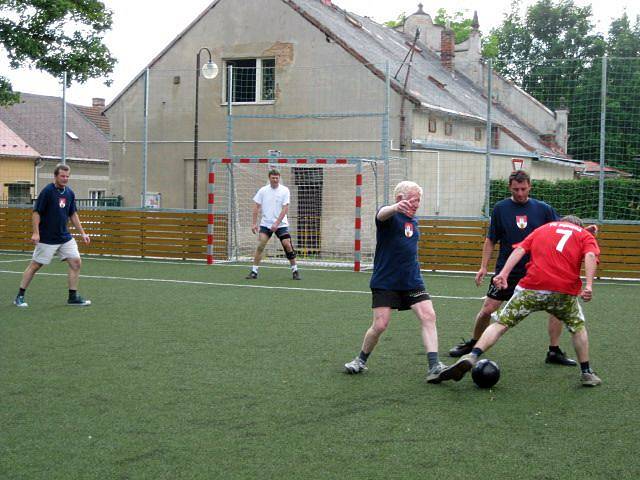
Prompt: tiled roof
<box><xmin>73</xmin><ymin>104</ymin><xmax>110</xmax><ymax>136</ymax></box>
<box><xmin>0</xmin><ymin>118</ymin><xmax>40</xmax><ymax>158</ymax></box>
<box><xmin>0</xmin><ymin>92</ymin><xmax>109</xmax><ymax>161</ymax></box>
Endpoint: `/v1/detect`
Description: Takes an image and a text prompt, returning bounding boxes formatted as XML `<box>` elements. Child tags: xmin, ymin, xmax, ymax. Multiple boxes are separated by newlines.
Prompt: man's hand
<box><xmin>396</xmin><ymin>199</ymin><xmax>416</xmax><ymax>217</ymax></box>
<box><xmin>475</xmin><ymin>267</ymin><xmax>487</xmax><ymax>287</ymax></box>
<box><xmin>81</xmin><ymin>233</ymin><xmax>91</xmax><ymax>245</ymax></box>
<box><xmin>580</xmin><ymin>286</ymin><xmax>593</xmax><ymax>302</ymax></box>
<box><xmin>31</xmin><ymin>233</ymin><xmax>40</xmax><ymax>245</ymax></box>
<box><xmin>251</xmin><ymin>224</ymin><xmax>259</xmax><ymax>235</ymax></box>
<box><xmin>270</xmin><ymin>222</ymin><xmax>279</xmax><ymax>233</ymax></box>
<box><xmin>492</xmin><ymin>274</ymin><xmax>508</xmax><ymax>290</ymax></box>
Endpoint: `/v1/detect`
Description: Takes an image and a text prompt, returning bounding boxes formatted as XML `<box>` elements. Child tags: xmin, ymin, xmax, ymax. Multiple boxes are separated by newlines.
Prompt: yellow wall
<box><xmin>0</xmin><ymin>156</ymin><xmax>35</xmax><ymax>198</ymax></box>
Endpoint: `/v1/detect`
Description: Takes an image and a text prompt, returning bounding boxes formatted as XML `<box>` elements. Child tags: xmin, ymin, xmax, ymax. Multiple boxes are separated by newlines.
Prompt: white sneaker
<box><xmin>14</xmin><ymin>295</ymin><xmax>28</xmax><ymax>307</ymax></box>
<box><xmin>344</xmin><ymin>357</ymin><xmax>368</xmax><ymax>374</ymax></box>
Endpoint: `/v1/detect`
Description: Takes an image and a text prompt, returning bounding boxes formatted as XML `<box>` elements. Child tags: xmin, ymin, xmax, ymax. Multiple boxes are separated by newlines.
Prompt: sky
<box><xmin>1</xmin><ymin>0</ymin><xmax>639</xmax><ymax>107</ymax></box>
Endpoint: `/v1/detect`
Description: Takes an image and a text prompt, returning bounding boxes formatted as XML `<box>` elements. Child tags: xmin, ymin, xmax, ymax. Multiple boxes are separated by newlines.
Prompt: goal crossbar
<box><xmin>207</xmin><ymin>156</ymin><xmax>366</xmax><ymax>271</ymax></box>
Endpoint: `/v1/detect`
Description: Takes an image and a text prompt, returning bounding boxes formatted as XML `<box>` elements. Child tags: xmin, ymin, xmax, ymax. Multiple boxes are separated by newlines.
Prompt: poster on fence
<box><xmin>143</xmin><ymin>192</ymin><xmax>161</xmax><ymax>209</ymax></box>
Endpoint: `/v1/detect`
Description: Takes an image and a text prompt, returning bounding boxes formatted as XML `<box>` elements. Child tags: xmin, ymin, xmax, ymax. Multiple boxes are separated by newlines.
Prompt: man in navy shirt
<box><xmin>14</xmin><ymin>164</ymin><xmax>91</xmax><ymax>307</ymax></box>
<box><xmin>448</xmin><ymin>170</ymin><xmax>576</xmax><ymax>366</ymax></box>
<box><xmin>344</xmin><ymin>181</ymin><xmax>447</xmax><ymax>383</ymax></box>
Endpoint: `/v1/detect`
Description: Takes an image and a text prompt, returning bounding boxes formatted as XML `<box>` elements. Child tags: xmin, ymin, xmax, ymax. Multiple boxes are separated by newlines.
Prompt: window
<box><xmin>428</xmin><ymin>118</ymin><xmax>437</xmax><ymax>133</ymax></box>
<box><xmin>445</xmin><ymin>122</ymin><xmax>453</xmax><ymax>136</ymax></box>
<box><xmin>475</xmin><ymin>127</ymin><xmax>482</xmax><ymax>141</ymax></box>
<box><xmin>491</xmin><ymin>126</ymin><xmax>500</xmax><ymax>149</ymax></box>
<box><xmin>66</xmin><ymin>131</ymin><xmax>79</xmax><ymax>140</ymax></box>
<box><xmin>224</xmin><ymin>58</ymin><xmax>275</xmax><ymax>103</ymax></box>
<box><xmin>89</xmin><ymin>189</ymin><xmax>106</xmax><ymax>207</ymax></box>
<box><xmin>6</xmin><ymin>182</ymin><xmax>32</xmax><ymax>205</ymax></box>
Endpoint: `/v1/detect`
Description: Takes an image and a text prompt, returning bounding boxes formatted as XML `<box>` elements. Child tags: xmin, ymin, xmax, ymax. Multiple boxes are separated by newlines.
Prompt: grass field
<box><xmin>1</xmin><ymin>252</ymin><xmax>639</xmax><ymax>479</ymax></box>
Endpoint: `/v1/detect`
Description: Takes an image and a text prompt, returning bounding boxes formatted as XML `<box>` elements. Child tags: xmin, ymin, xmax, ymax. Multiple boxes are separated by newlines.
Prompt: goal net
<box><xmin>207</xmin><ymin>157</ymin><xmax>391</xmax><ymax>269</ymax></box>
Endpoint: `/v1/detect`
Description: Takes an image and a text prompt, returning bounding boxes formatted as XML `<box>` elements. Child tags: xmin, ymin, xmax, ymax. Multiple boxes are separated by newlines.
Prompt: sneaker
<box><xmin>581</xmin><ymin>371</ymin><xmax>602</xmax><ymax>387</ymax></box>
<box><xmin>245</xmin><ymin>271</ymin><xmax>258</xmax><ymax>280</ymax></box>
<box><xmin>344</xmin><ymin>357</ymin><xmax>367</xmax><ymax>374</ymax></box>
<box><xmin>426</xmin><ymin>361</ymin><xmax>447</xmax><ymax>384</ymax></box>
<box><xmin>546</xmin><ymin>349</ymin><xmax>577</xmax><ymax>367</ymax></box>
<box><xmin>449</xmin><ymin>338</ymin><xmax>476</xmax><ymax>357</ymax></box>
<box><xmin>13</xmin><ymin>295</ymin><xmax>28</xmax><ymax>307</ymax></box>
<box><xmin>67</xmin><ymin>295</ymin><xmax>91</xmax><ymax>306</ymax></box>
<box><xmin>292</xmin><ymin>270</ymin><xmax>301</xmax><ymax>280</ymax></box>
<box><xmin>438</xmin><ymin>353</ymin><xmax>477</xmax><ymax>382</ymax></box>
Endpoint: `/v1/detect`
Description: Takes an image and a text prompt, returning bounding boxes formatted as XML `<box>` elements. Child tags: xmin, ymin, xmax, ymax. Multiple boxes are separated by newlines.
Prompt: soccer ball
<box><xmin>471</xmin><ymin>359</ymin><xmax>501</xmax><ymax>389</ymax></box>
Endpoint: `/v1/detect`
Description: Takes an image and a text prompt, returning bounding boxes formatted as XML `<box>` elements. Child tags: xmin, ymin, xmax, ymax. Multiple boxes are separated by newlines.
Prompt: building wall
<box><xmin>107</xmin><ymin>0</ymin><xmax>401</xmax><ymax>209</ymax></box>
<box><xmin>36</xmin><ymin>160</ymin><xmax>110</xmax><ymax>198</ymax></box>
<box><xmin>0</xmin><ymin>156</ymin><xmax>34</xmax><ymax>200</ymax></box>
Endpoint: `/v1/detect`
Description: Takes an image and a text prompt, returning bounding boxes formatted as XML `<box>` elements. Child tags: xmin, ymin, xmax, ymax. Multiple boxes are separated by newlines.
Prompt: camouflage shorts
<box><xmin>493</xmin><ymin>287</ymin><xmax>586</xmax><ymax>333</ymax></box>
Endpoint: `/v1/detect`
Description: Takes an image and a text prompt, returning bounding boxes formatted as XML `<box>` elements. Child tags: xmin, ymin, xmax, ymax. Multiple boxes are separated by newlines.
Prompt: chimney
<box><xmin>321</xmin><ymin>0</ymin><xmax>332</xmax><ymax>6</ymax></box>
<box><xmin>440</xmin><ymin>25</ymin><xmax>455</xmax><ymax>71</ymax></box>
<box><xmin>92</xmin><ymin>97</ymin><xmax>105</xmax><ymax>108</ymax></box>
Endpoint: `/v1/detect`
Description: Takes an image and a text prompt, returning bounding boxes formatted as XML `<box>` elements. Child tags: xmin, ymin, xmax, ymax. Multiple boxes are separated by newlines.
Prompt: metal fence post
<box><xmin>383</xmin><ymin>62</ymin><xmax>390</xmax><ymax>205</ymax></box>
<box><xmin>141</xmin><ymin>68</ymin><xmax>149</xmax><ymax>208</ymax></box>
<box><xmin>484</xmin><ymin>59</ymin><xmax>493</xmax><ymax>218</ymax></box>
<box><xmin>598</xmin><ymin>55</ymin><xmax>607</xmax><ymax>223</ymax></box>
<box><xmin>61</xmin><ymin>72</ymin><xmax>67</xmax><ymax>165</ymax></box>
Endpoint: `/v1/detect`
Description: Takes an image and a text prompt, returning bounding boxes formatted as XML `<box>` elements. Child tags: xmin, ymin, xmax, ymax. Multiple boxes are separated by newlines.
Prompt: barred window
<box><xmin>224</xmin><ymin>58</ymin><xmax>276</xmax><ymax>103</ymax></box>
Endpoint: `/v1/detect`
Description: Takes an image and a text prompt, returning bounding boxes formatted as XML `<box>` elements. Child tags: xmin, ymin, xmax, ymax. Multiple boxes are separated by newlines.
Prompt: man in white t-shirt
<box><xmin>245</xmin><ymin>168</ymin><xmax>300</xmax><ymax>280</ymax></box>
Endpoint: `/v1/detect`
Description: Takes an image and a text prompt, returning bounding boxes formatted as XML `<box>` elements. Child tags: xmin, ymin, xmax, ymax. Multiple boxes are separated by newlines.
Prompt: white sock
<box><xmin>252</xmin><ymin>266</ymin><xmax>259</xmax><ymax>273</ymax></box>
<box><xmin>291</xmin><ymin>265</ymin><xmax>298</xmax><ymax>272</ymax></box>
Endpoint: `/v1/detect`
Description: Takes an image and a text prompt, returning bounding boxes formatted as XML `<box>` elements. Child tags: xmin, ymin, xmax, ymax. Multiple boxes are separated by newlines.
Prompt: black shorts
<box><xmin>259</xmin><ymin>226</ymin><xmax>290</xmax><ymax>240</ymax></box>
<box><xmin>486</xmin><ymin>272</ymin><xmax>524</xmax><ymax>301</ymax></box>
<box><xmin>371</xmin><ymin>288</ymin><xmax>431</xmax><ymax>311</ymax></box>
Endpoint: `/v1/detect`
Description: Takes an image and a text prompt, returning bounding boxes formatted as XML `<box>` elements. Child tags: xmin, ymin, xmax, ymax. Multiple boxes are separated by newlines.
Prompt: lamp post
<box><xmin>193</xmin><ymin>47</ymin><xmax>219</xmax><ymax>209</ymax></box>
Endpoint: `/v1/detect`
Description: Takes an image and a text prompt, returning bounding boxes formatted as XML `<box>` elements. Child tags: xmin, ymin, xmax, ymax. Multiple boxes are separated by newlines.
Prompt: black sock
<box><xmin>358</xmin><ymin>350</ymin><xmax>370</xmax><ymax>363</ymax></box>
<box><xmin>549</xmin><ymin>346</ymin><xmax>562</xmax><ymax>354</ymax></box>
<box><xmin>18</xmin><ymin>288</ymin><xmax>26</xmax><ymax>296</ymax></box>
<box><xmin>471</xmin><ymin>347</ymin><xmax>484</xmax><ymax>357</ymax></box>
<box><xmin>580</xmin><ymin>361</ymin><xmax>591</xmax><ymax>373</ymax></box>
<box><xmin>427</xmin><ymin>352</ymin><xmax>439</xmax><ymax>369</ymax></box>
<box><xmin>69</xmin><ymin>289</ymin><xmax>77</xmax><ymax>299</ymax></box>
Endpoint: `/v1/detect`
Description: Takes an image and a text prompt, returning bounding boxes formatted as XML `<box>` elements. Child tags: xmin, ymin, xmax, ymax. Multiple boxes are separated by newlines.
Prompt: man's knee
<box><xmin>67</xmin><ymin>258</ymin><xmax>82</xmax><ymax>271</ymax></box>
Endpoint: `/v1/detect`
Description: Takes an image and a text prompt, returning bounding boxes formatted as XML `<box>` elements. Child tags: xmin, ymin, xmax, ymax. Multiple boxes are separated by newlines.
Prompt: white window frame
<box><xmin>222</xmin><ymin>58</ymin><xmax>276</xmax><ymax>105</ymax></box>
<box><xmin>88</xmin><ymin>189</ymin><xmax>106</xmax><ymax>207</ymax></box>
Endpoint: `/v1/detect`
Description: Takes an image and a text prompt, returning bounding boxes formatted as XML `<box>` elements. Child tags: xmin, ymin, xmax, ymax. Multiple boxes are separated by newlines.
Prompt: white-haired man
<box><xmin>344</xmin><ymin>181</ymin><xmax>446</xmax><ymax>383</ymax></box>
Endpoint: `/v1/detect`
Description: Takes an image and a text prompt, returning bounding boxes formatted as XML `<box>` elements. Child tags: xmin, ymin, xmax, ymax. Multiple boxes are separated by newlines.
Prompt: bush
<box><xmin>489</xmin><ymin>178</ymin><xmax>640</xmax><ymax>221</ymax></box>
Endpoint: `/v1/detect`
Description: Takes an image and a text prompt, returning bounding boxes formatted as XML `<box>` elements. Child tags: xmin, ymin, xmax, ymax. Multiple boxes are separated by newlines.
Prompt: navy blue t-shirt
<box><xmin>488</xmin><ymin>197</ymin><xmax>558</xmax><ymax>276</ymax></box>
<box><xmin>33</xmin><ymin>183</ymin><xmax>77</xmax><ymax>245</ymax></box>
<box><xmin>370</xmin><ymin>210</ymin><xmax>424</xmax><ymax>291</ymax></box>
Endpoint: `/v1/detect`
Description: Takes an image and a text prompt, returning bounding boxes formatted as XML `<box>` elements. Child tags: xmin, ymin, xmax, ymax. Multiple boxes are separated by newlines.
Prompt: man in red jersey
<box><xmin>435</xmin><ymin>216</ymin><xmax>602</xmax><ymax>387</ymax></box>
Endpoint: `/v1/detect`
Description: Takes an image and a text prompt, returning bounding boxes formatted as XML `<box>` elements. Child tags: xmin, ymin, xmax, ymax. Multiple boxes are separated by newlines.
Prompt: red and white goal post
<box><xmin>207</xmin><ymin>157</ymin><xmax>385</xmax><ymax>271</ymax></box>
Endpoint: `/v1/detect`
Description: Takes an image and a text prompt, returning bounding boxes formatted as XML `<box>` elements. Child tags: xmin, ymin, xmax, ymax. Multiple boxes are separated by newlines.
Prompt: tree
<box><xmin>433</xmin><ymin>8</ymin><xmax>474</xmax><ymax>43</ymax></box>
<box><xmin>384</xmin><ymin>13</ymin><xmax>406</xmax><ymax>29</ymax></box>
<box><xmin>0</xmin><ymin>0</ymin><xmax>116</xmax><ymax>106</ymax></box>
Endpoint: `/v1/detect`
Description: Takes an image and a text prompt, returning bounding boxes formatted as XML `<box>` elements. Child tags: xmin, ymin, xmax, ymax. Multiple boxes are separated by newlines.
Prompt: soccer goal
<box><xmin>207</xmin><ymin>157</ymin><xmax>389</xmax><ymax>270</ymax></box>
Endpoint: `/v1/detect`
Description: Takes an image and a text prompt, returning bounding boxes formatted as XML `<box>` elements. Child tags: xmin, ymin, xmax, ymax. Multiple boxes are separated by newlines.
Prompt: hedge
<box><xmin>489</xmin><ymin>178</ymin><xmax>640</xmax><ymax>221</ymax></box>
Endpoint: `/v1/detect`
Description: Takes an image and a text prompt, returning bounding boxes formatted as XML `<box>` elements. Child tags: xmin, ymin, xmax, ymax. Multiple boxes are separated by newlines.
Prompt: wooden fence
<box><xmin>0</xmin><ymin>208</ymin><xmax>227</xmax><ymax>261</ymax></box>
<box><xmin>419</xmin><ymin>219</ymin><xmax>640</xmax><ymax>279</ymax></box>
<box><xmin>1</xmin><ymin>208</ymin><xmax>638</xmax><ymax>278</ymax></box>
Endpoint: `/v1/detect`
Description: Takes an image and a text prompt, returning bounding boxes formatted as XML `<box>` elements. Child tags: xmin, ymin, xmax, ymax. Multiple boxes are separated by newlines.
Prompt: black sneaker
<box><xmin>292</xmin><ymin>270</ymin><xmax>301</xmax><ymax>280</ymax></box>
<box><xmin>449</xmin><ymin>338</ymin><xmax>476</xmax><ymax>357</ymax></box>
<box><xmin>546</xmin><ymin>349</ymin><xmax>577</xmax><ymax>366</ymax></box>
<box><xmin>67</xmin><ymin>295</ymin><xmax>91</xmax><ymax>306</ymax></box>
<box><xmin>245</xmin><ymin>271</ymin><xmax>258</xmax><ymax>279</ymax></box>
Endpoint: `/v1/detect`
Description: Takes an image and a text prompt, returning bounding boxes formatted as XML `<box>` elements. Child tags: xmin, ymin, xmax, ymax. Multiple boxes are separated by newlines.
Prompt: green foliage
<box><xmin>0</xmin><ymin>0</ymin><xmax>116</xmax><ymax>106</ymax></box>
<box><xmin>490</xmin><ymin>178</ymin><xmax>640</xmax><ymax>220</ymax></box>
<box><xmin>433</xmin><ymin>8</ymin><xmax>474</xmax><ymax>43</ymax></box>
<box><xmin>384</xmin><ymin>12</ymin><xmax>406</xmax><ymax>29</ymax></box>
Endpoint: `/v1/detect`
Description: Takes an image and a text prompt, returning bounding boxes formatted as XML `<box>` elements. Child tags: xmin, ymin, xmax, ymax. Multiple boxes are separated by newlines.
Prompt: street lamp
<box><xmin>193</xmin><ymin>47</ymin><xmax>219</xmax><ymax>209</ymax></box>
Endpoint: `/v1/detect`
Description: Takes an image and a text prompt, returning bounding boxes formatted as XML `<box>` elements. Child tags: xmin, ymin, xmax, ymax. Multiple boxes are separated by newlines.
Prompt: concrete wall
<box><xmin>106</xmin><ymin>0</ymin><xmax>400</xmax><ymax>209</ymax></box>
<box><xmin>36</xmin><ymin>159</ymin><xmax>110</xmax><ymax>198</ymax></box>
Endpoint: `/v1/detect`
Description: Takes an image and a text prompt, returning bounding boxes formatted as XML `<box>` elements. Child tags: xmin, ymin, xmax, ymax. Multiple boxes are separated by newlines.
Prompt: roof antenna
<box><xmin>394</xmin><ymin>27</ymin><xmax>420</xmax><ymax>80</ymax></box>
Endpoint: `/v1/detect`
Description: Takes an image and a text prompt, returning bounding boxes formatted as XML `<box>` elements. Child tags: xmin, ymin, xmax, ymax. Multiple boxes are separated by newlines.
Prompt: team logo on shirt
<box><xmin>516</xmin><ymin>215</ymin><xmax>527</xmax><ymax>229</ymax></box>
<box><xmin>59</xmin><ymin>198</ymin><xmax>66</xmax><ymax>208</ymax></box>
<box><xmin>404</xmin><ymin>222</ymin><xmax>414</xmax><ymax>237</ymax></box>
